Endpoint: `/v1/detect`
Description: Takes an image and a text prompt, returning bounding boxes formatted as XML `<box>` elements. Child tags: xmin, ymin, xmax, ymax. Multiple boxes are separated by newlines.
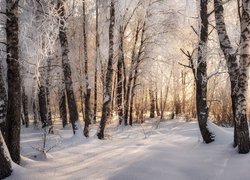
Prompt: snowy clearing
<box><xmin>6</xmin><ymin>118</ymin><xmax>250</xmax><ymax>180</ymax></box>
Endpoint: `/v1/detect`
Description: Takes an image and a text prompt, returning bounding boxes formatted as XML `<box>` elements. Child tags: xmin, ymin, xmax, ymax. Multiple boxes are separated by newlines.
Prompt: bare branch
<box><xmin>208</xmin><ymin>23</ymin><xmax>216</xmax><ymax>36</ymax></box>
<box><xmin>180</xmin><ymin>48</ymin><xmax>196</xmax><ymax>78</ymax></box>
<box><xmin>0</xmin><ymin>42</ymin><xmax>7</xmax><ymax>46</ymax></box>
<box><xmin>178</xmin><ymin>62</ymin><xmax>192</xmax><ymax>69</ymax></box>
<box><xmin>191</xmin><ymin>25</ymin><xmax>198</xmax><ymax>36</ymax></box>
<box><xmin>207</xmin><ymin>71</ymin><xmax>227</xmax><ymax>80</ymax></box>
<box><xmin>180</xmin><ymin>48</ymin><xmax>190</xmax><ymax>58</ymax></box>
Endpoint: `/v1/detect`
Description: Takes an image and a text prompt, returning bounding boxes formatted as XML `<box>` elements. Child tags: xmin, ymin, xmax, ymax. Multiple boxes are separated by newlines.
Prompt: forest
<box><xmin>1</xmin><ymin>0</ymin><xmax>250</xmax><ymax>179</ymax></box>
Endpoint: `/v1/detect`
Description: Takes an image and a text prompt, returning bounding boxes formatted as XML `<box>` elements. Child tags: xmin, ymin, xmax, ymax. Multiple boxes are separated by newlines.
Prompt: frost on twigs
<box><xmin>31</xmin><ymin>127</ymin><xmax>62</xmax><ymax>161</ymax></box>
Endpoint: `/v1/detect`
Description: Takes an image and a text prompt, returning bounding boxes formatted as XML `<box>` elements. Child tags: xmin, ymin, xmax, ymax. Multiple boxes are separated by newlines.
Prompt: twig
<box><xmin>191</xmin><ymin>25</ymin><xmax>198</xmax><ymax>36</ymax></box>
<box><xmin>0</xmin><ymin>42</ymin><xmax>7</xmax><ymax>46</ymax></box>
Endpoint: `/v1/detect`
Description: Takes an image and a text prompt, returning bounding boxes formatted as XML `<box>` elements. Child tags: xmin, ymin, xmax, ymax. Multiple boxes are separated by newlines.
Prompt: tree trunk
<box><xmin>77</xmin><ymin>41</ymin><xmax>84</xmax><ymax>121</ymax></box>
<box><xmin>93</xmin><ymin>0</ymin><xmax>99</xmax><ymax>124</ymax></box>
<box><xmin>129</xmin><ymin>77</ymin><xmax>136</xmax><ymax>125</ymax></box>
<box><xmin>111</xmin><ymin>73</ymin><xmax>116</xmax><ymax>118</ymax></box>
<box><xmin>38</xmin><ymin>85</ymin><xmax>48</xmax><ymax>128</ymax></box>
<box><xmin>32</xmin><ymin>100</ymin><xmax>38</xmax><ymax>128</ymax></box>
<box><xmin>155</xmin><ymin>89</ymin><xmax>160</xmax><ymax>116</ymax></box>
<box><xmin>149</xmin><ymin>89</ymin><xmax>155</xmax><ymax>118</ymax></box>
<box><xmin>173</xmin><ymin>74</ymin><xmax>181</xmax><ymax>116</ymax></box>
<box><xmin>97</xmin><ymin>0</ymin><xmax>115</xmax><ymax>139</ymax></box>
<box><xmin>124</xmin><ymin>23</ymin><xmax>140</xmax><ymax>126</ymax></box>
<box><xmin>122</xmin><ymin>59</ymin><xmax>127</xmax><ymax>104</ymax></box>
<box><xmin>160</xmin><ymin>71</ymin><xmax>172</xmax><ymax>119</ymax></box>
<box><xmin>160</xmin><ymin>89</ymin><xmax>164</xmax><ymax>119</ymax></box>
<box><xmin>5</xmin><ymin>0</ymin><xmax>21</xmax><ymax>164</ymax></box>
<box><xmin>82</xmin><ymin>0</ymin><xmax>91</xmax><ymax>137</ymax></box>
<box><xmin>117</xmin><ymin>26</ymin><xmax>124</xmax><ymax>125</ymax></box>
<box><xmin>234</xmin><ymin>0</ymin><xmax>250</xmax><ymax>153</ymax></box>
<box><xmin>0</xmin><ymin>63</ymin><xmax>7</xmax><ymax>135</ymax></box>
<box><xmin>214</xmin><ymin>0</ymin><xmax>240</xmax><ymax>147</ymax></box>
<box><xmin>31</xmin><ymin>83</ymin><xmax>38</xmax><ymax>128</ymax></box>
<box><xmin>46</xmin><ymin>58</ymin><xmax>52</xmax><ymax>132</ymax></box>
<box><xmin>129</xmin><ymin>69</ymin><xmax>138</xmax><ymax>125</ymax></box>
<box><xmin>57</xmin><ymin>0</ymin><xmax>79</xmax><ymax>134</ymax></box>
<box><xmin>196</xmin><ymin>0</ymin><xmax>214</xmax><ymax>144</ymax></box>
<box><xmin>129</xmin><ymin>22</ymin><xmax>146</xmax><ymax>125</ymax></box>
<box><xmin>181</xmin><ymin>71</ymin><xmax>186</xmax><ymax>114</ymax></box>
<box><xmin>59</xmin><ymin>89</ymin><xmax>68</xmax><ymax>128</ymax></box>
<box><xmin>22</xmin><ymin>86</ymin><xmax>29</xmax><ymax>128</ymax></box>
<box><xmin>0</xmin><ymin>131</ymin><xmax>12</xmax><ymax>179</ymax></box>
<box><xmin>79</xmin><ymin>85</ymin><xmax>84</xmax><ymax>121</ymax></box>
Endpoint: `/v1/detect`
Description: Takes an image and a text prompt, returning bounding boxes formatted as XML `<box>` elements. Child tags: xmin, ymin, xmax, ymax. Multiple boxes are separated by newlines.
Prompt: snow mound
<box><xmin>207</xmin><ymin>120</ymin><xmax>233</xmax><ymax>145</ymax></box>
<box><xmin>6</xmin><ymin>164</ymin><xmax>48</xmax><ymax>180</ymax></box>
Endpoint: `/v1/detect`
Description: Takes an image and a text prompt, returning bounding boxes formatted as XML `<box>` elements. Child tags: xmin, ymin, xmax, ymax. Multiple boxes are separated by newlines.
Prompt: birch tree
<box><xmin>97</xmin><ymin>0</ymin><xmax>115</xmax><ymax>139</ymax></box>
<box><xmin>214</xmin><ymin>0</ymin><xmax>239</xmax><ymax>147</ymax></box>
<box><xmin>82</xmin><ymin>0</ymin><xmax>91</xmax><ymax>137</ymax></box>
<box><xmin>5</xmin><ymin>0</ymin><xmax>21</xmax><ymax>164</ymax></box>
<box><xmin>195</xmin><ymin>0</ymin><xmax>214</xmax><ymax>143</ymax></box>
<box><xmin>57</xmin><ymin>0</ymin><xmax>80</xmax><ymax>135</ymax></box>
<box><xmin>93</xmin><ymin>0</ymin><xmax>99</xmax><ymax>124</ymax></box>
<box><xmin>116</xmin><ymin>25</ymin><xmax>124</xmax><ymax>125</ymax></box>
<box><xmin>124</xmin><ymin>22</ymin><xmax>140</xmax><ymax>125</ymax></box>
<box><xmin>214</xmin><ymin>0</ymin><xmax>250</xmax><ymax>153</ymax></box>
<box><xmin>234</xmin><ymin>0</ymin><xmax>250</xmax><ymax>153</ymax></box>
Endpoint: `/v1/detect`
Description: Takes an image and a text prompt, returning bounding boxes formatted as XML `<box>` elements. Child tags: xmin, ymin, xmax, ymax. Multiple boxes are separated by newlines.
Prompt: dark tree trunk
<box><xmin>155</xmin><ymin>90</ymin><xmax>160</xmax><ymax>116</ymax></box>
<box><xmin>160</xmin><ymin>89</ymin><xmax>164</xmax><ymax>119</ymax></box>
<box><xmin>77</xmin><ymin>15</ymin><xmax>84</xmax><ymax>123</ymax></box>
<box><xmin>97</xmin><ymin>0</ymin><xmax>115</xmax><ymax>139</ymax></box>
<box><xmin>5</xmin><ymin>0</ymin><xmax>21</xmax><ymax>164</ymax></box>
<box><xmin>46</xmin><ymin>58</ymin><xmax>52</xmax><ymax>132</ymax></box>
<box><xmin>22</xmin><ymin>86</ymin><xmax>29</xmax><ymax>128</ymax></box>
<box><xmin>93</xmin><ymin>0</ymin><xmax>99</xmax><ymax>124</ymax></box>
<box><xmin>79</xmin><ymin>85</ymin><xmax>84</xmax><ymax>121</ymax></box>
<box><xmin>83</xmin><ymin>0</ymin><xmax>91</xmax><ymax>137</ymax></box>
<box><xmin>122</xmin><ymin>59</ymin><xmax>127</xmax><ymax>104</ymax></box>
<box><xmin>0</xmin><ymin>64</ymin><xmax>7</xmax><ymax>135</ymax></box>
<box><xmin>124</xmin><ymin>24</ymin><xmax>140</xmax><ymax>125</ymax></box>
<box><xmin>129</xmin><ymin>76</ymin><xmax>136</xmax><ymax>125</ymax></box>
<box><xmin>117</xmin><ymin>26</ymin><xmax>124</xmax><ymax>125</ymax></box>
<box><xmin>149</xmin><ymin>89</ymin><xmax>155</xmax><ymax>118</ymax></box>
<box><xmin>173</xmin><ymin>74</ymin><xmax>181</xmax><ymax>116</ymax></box>
<box><xmin>181</xmin><ymin>71</ymin><xmax>186</xmax><ymax>114</ymax></box>
<box><xmin>195</xmin><ymin>0</ymin><xmax>214</xmax><ymax>144</ymax></box>
<box><xmin>59</xmin><ymin>89</ymin><xmax>68</xmax><ymax>128</ymax></box>
<box><xmin>129</xmin><ymin>22</ymin><xmax>146</xmax><ymax>125</ymax></box>
<box><xmin>0</xmin><ymin>131</ymin><xmax>12</xmax><ymax>179</ymax></box>
<box><xmin>57</xmin><ymin>0</ymin><xmax>79</xmax><ymax>134</ymax></box>
<box><xmin>38</xmin><ymin>85</ymin><xmax>48</xmax><ymax>128</ymax></box>
<box><xmin>129</xmin><ymin>67</ymin><xmax>139</xmax><ymax>125</ymax></box>
<box><xmin>160</xmin><ymin>72</ymin><xmax>171</xmax><ymax>119</ymax></box>
<box><xmin>32</xmin><ymin>100</ymin><xmax>38</xmax><ymax>128</ymax></box>
<box><xmin>111</xmin><ymin>73</ymin><xmax>116</xmax><ymax>117</ymax></box>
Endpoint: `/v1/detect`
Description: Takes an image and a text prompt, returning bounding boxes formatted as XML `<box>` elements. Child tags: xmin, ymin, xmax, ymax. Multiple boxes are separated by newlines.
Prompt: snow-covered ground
<box><xmin>6</xmin><ymin>118</ymin><xmax>250</xmax><ymax>180</ymax></box>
